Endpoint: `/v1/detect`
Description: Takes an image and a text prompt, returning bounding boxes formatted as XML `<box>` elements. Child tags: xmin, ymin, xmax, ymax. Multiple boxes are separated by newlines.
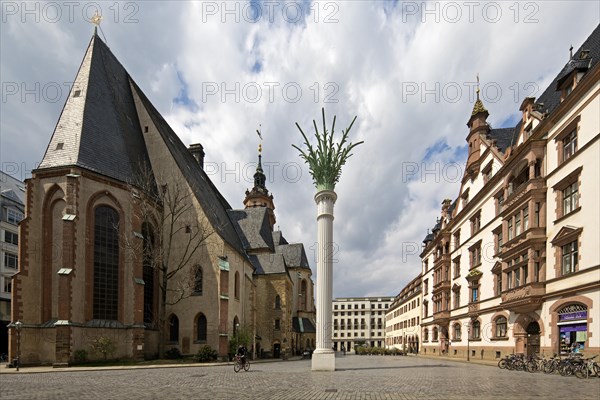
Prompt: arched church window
<box><xmin>197</xmin><ymin>313</ymin><xmax>207</xmax><ymax>342</ymax></box>
<box><xmin>142</xmin><ymin>222</ymin><xmax>155</xmax><ymax>326</ymax></box>
<box><xmin>168</xmin><ymin>314</ymin><xmax>179</xmax><ymax>342</ymax></box>
<box><xmin>193</xmin><ymin>265</ymin><xmax>203</xmax><ymax>295</ymax></box>
<box><xmin>93</xmin><ymin>206</ymin><xmax>120</xmax><ymax>320</ymax></box>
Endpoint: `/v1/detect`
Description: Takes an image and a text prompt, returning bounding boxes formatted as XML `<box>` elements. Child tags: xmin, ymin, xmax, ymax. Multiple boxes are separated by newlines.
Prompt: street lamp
<box><xmin>15</xmin><ymin>320</ymin><xmax>23</xmax><ymax>371</ymax></box>
<box><xmin>467</xmin><ymin>326</ymin><xmax>471</xmax><ymax>362</ymax></box>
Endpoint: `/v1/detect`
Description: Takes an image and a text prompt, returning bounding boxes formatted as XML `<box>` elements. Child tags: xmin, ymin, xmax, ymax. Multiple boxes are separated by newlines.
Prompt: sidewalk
<box><xmin>412</xmin><ymin>352</ymin><xmax>498</xmax><ymax>367</ymax></box>
<box><xmin>0</xmin><ymin>355</ymin><xmax>304</xmax><ymax>375</ymax></box>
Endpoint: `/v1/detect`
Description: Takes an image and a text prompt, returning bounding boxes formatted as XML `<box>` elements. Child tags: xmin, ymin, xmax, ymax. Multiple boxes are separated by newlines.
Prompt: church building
<box><xmin>9</xmin><ymin>30</ymin><xmax>315</xmax><ymax>366</ymax></box>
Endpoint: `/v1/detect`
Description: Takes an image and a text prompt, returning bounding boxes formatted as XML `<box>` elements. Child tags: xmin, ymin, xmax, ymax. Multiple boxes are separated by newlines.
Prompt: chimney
<box><xmin>188</xmin><ymin>143</ymin><xmax>205</xmax><ymax>169</ymax></box>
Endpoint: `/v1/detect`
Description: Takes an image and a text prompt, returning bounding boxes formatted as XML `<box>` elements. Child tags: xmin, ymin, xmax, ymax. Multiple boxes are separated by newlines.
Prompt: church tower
<box><xmin>243</xmin><ymin>143</ymin><xmax>276</xmax><ymax>230</ymax></box>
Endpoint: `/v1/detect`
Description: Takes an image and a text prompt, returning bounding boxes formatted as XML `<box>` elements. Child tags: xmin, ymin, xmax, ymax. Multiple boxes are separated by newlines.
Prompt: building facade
<box><xmin>9</xmin><ymin>31</ymin><xmax>315</xmax><ymax>366</ymax></box>
<box><xmin>420</xmin><ymin>25</ymin><xmax>600</xmax><ymax>361</ymax></box>
<box><xmin>332</xmin><ymin>296</ymin><xmax>394</xmax><ymax>352</ymax></box>
<box><xmin>0</xmin><ymin>172</ymin><xmax>25</xmax><ymax>355</ymax></box>
<box><xmin>385</xmin><ymin>274</ymin><xmax>421</xmax><ymax>353</ymax></box>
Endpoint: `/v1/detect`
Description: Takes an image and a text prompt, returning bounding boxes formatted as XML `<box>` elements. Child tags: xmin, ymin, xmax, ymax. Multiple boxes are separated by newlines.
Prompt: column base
<box><xmin>311</xmin><ymin>350</ymin><xmax>336</xmax><ymax>371</ymax></box>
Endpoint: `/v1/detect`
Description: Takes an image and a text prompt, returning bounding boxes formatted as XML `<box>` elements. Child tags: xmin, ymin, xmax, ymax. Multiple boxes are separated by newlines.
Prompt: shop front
<box><xmin>557</xmin><ymin>304</ymin><xmax>588</xmax><ymax>355</ymax></box>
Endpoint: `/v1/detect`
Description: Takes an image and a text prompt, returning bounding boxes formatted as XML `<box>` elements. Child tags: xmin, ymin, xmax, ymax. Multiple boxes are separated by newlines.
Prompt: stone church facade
<box><xmin>9</xmin><ymin>31</ymin><xmax>315</xmax><ymax>366</ymax></box>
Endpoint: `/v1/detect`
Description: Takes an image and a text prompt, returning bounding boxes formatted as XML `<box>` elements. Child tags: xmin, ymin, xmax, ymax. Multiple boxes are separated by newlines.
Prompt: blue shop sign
<box><xmin>559</xmin><ymin>311</ymin><xmax>587</xmax><ymax>321</ymax></box>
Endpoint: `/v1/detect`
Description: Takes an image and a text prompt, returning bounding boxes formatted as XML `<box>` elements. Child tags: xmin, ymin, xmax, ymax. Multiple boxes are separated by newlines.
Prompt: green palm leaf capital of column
<box><xmin>292</xmin><ymin>108</ymin><xmax>363</xmax><ymax>191</ymax></box>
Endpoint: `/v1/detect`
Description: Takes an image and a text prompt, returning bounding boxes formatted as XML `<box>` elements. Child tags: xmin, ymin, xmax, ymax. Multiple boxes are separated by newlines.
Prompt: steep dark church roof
<box><xmin>228</xmin><ymin>208</ymin><xmax>275</xmax><ymax>252</ymax></box>
<box><xmin>39</xmin><ymin>32</ymin><xmax>152</xmax><ymax>184</ymax></box>
<box><xmin>277</xmin><ymin>243</ymin><xmax>310</xmax><ymax>270</ymax></box>
<box><xmin>37</xmin><ymin>32</ymin><xmax>246</xmax><ymax>256</ymax></box>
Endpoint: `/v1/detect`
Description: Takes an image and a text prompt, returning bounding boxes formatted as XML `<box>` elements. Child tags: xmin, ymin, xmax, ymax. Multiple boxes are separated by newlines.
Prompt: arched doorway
<box><xmin>273</xmin><ymin>343</ymin><xmax>281</xmax><ymax>358</ymax></box>
<box><xmin>526</xmin><ymin>321</ymin><xmax>541</xmax><ymax>356</ymax></box>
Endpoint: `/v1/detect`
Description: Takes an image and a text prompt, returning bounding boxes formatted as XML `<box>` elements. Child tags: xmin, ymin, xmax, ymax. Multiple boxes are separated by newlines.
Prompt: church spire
<box><xmin>244</xmin><ymin>127</ymin><xmax>276</xmax><ymax>229</ymax></box>
<box><xmin>254</xmin><ymin>142</ymin><xmax>266</xmax><ymax>189</ymax></box>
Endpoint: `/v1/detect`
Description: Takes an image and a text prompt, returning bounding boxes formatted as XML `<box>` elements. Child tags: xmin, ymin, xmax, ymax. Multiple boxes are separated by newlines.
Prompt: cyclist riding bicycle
<box><xmin>236</xmin><ymin>345</ymin><xmax>247</xmax><ymax>365</ymax></box>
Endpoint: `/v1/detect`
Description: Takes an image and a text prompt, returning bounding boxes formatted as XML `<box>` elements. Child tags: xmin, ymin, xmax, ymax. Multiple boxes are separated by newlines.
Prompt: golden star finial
<box><xmin>90</xmin><ymin>11</ymin><xmax>103</xmax><ymax>26</ymax></box>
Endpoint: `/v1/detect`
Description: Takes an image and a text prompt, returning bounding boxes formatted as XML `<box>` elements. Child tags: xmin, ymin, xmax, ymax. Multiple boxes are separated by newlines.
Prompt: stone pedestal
<box><xmin>312</xmin><ymin>189</ymin><xmax>336</xmax><ymax>371</ymax></box>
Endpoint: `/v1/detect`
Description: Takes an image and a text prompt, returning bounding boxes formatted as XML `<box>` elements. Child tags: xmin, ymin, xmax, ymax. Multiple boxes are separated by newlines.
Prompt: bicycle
<box><xmin>574</xmin><ymin>355</ymin><xmax>599</xmax><ymax>379</ymax></box>
<box><xmin>233</xmin><ymin>355</ymin><xmax>250</xmax><ymax>373</ymax></box>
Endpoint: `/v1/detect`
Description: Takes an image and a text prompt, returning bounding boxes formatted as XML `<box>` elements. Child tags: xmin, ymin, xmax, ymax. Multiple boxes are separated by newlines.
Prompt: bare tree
<box><xmin>129</xmin><ymin>163</ymin><xmax>215</xmax><ymax>358</ymax></box>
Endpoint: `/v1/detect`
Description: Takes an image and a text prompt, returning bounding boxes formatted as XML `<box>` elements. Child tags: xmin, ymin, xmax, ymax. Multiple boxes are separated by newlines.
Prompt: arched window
<box><xmin>423</xmin><ymin>327</ymin><xmax>429</xmax><ymax>341</ymax></box>
<box><xmin>233</xmin><ymin>316</ymin><xmax>240</xmax><ymax>335</ymax></box>
<box><xmin>93</xmin><ymin>206</ymin><xmax>120</xmax><ymax>320</ymax></box>
<box><xmin>495</xmin><ymin>316</ymin><xmax>507</xmax><ymax>338</ymax></box>
<box><xmin>558</xmin><ymin>303</ymin><xmax>588</xmax><ymax>355</ymax></box>
<box><xmin>432</xmin><ymin>327</ymin><xmax>439</xmax><ymax>341</ymax></box>
<box><xmin>300</xmin><ymin>280</ymin><xmax>307</xmax><ymax>311</ymax></box>
<box><xmin>193</xmin><ymin>265</ymin><xmax>203</xmax><ymax>295</ymax></box>
<box><xmin>197</xmin><ymin>314</ymin><xmax>207</xmax><ymax>342</ymax></box>
<box><xmin>168</xmin><ymin>315</ymin><xmax>179</xmax><ymax>342</ymax></box>
<box><xmin>275</xmin><ymin>295</ymin><xmax>281</xmax><ymax>310</ymax></box>
<box><xmin>234</xmin><ymin>271</ymin><xmax>240</xmax><ymax>299</ymax></box>
<box><xmin>471</xmin><ymin>320</ymin><xmax>481</xmax><ymax>339</ymax></box>
<box><xmin>142</xmin><ymin>222</ymin><xmax>155</xmax><ymax>326</ymax></box>
<box><xmin>453</xmin><ymin>323</ymin><xmax>461</xmax><ymax>340</ymax></box>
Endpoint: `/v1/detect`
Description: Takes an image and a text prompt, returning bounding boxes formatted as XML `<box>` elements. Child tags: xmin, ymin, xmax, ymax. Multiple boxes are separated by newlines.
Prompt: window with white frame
<box><xmin>562</xmin><ymin>130</ymin><xmax>577</xmax><ymax>161</ymax></box>
<box><xmin>562</xmin><ymin>182</ymin><xmax>579</xmax><ymax>215</ymax></box>
<box><xmin>2</xmin><ymin>276</ymin><xmax>12</xmax><ymax>293</ymax></box>
<box><xmin>495</xmin><ymin>316</ymin><xmax>507</xmax><ymax>338</ymax></box>
<box><xmin>561</xmin><ymin>241</ymin><xmax>578</xmax><ymax>276</ymax></box>
<box><xmin>4</xmin><ymin>252</ymin><xmax>18</xmax><ymax>269</ymax></box>
<box><xmin>6</xmin><ymin>209</ymin><xmax>23</xmax><ymax>225</ymax></box>
<box><xmin>4</xmin><ymin>231</ymin><xmax>18</xmax><ymax>245</ymax></box>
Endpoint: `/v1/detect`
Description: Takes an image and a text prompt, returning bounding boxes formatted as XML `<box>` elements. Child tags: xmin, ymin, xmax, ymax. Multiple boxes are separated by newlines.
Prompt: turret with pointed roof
<box><xmin>464</xmin><ymin>78</ymin><xmax>490</xmax><ymax>177</ymax></box>
<box><xmin>243</xmin><ymin>143</ymin><xmax>276</xmax><ymax>229</ymax></box>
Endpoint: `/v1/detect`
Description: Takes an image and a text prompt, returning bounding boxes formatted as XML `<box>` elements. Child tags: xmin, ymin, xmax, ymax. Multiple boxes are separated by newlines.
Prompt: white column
<box><xmin>312</xmin><ymin>189</ymin><xmax>336</xmax><ymax>371</ymax></box>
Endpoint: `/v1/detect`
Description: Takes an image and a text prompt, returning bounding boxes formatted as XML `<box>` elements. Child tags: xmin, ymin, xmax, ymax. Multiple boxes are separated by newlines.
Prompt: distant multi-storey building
<box><xmin>332</xmin><ymin>296</ymin><xmax>394</xmax><ymax>352</ymax></box>
<box><xmin>385</xmin><ymin>274</ymin><xmax>421</xmax><ymax>353</ymax></box>
<box><xmin>420</xmin><ymin>25</ymin><xmax>599</xmax><ymax>360</ymax></box>
<box><xmin>0</xmin><ymin>171</ymin><xmax>25</xmax><ymax>355</ymax></box>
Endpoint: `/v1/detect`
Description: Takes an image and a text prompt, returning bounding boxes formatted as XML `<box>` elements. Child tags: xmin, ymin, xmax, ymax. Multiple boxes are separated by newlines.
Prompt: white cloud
<box><xmin>1</xmin><ymin>1</ymin><xmax>598</xmax><ymax>298</ymax></box>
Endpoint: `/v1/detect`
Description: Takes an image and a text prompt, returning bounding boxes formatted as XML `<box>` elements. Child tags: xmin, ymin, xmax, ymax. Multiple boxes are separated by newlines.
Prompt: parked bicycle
<box><xmin>233</xmin><ymin>354</ymin><xmax>250</xmax><ymax>373</ymax></box>
<box><xmin>500</xmin><ymin>353</ymin><xmax>600</xmax><ymax>379</ymax></box>
<box><xmin>574</xmin><ymin>355</ymin><xmax>599</xmax><ymax>379</ymax></box>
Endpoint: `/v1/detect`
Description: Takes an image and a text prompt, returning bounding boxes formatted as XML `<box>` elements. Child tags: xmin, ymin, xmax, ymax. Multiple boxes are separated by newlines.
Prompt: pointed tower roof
<box><xmin>467</xmin><ymin>76</ymin><xmax>489</xmax><ymax>128</ymax></box>
<box><xmin>38</xmin><ymin>32</ymin><xmax>152</xmax><ymax>184</ymax></box>
<box><xmin>243</xmin><ymin>141</ymin><xmax>276</xmax><ymax>229</ymax></box>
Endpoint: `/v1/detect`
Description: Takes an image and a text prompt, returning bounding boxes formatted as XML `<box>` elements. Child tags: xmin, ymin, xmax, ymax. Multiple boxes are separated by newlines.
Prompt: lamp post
<box><xmin>467</xmin><ymin>326</ymin><xmax>471</xmax><ymax>362</ymax></box>
<box><xmin>15</xmin><ymin>320</ymin><xmax>23</xmax><ymax>371</ymax></box>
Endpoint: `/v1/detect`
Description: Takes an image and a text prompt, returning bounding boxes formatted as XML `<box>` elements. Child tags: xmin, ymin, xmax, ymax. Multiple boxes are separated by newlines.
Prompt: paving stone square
<box><xmin>2</xmin><ymin>355</ymin><xmax>599</xmax><ymax>399</ymax></box>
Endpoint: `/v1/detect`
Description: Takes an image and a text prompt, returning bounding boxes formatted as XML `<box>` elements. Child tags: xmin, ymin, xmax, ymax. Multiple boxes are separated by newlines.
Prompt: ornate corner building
<box><xmin>8</xmin><ymin>31</ymin><xmax>315</xmax><ymax>366</ymax></box>
<box><xmin>420</xmin><ymin>24</ymin><xmax>600</xmax><ymax>360</ymax></box>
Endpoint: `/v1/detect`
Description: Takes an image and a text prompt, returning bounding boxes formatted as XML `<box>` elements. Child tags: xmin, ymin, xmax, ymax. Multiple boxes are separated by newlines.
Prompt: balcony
<box><xmin>501</xmin><ymin>178</ymin><xmax>545</xmax><ymax>214</ymax></box>
<box><xmin>433</xmin><ymin>310</ymin><xmax>450</xmax><ymax>324</ymax></box>
<box><xmin>501</xmin><ymin>283</ymin><xmax>545</xmax><ymax>313</ymax></box>
<box><xmin>434</xmin><ymin>253</ymin><xmax>450</xmax><ymax>268</ymax></box>
<box><xmin>499</xmin><ymin>227</ymin><xmax>546</xmax><ymax>258</ymax></box>
<box><xmin>433</xmin><ymin>280</ymin><xmax>451</xmax><ymax>294</ymax></box>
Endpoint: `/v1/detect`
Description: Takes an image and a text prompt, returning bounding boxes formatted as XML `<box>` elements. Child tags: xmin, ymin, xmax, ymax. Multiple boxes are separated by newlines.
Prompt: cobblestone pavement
<box><xmin>2</xmin><ymin>355</ymin><xmax>599</xmax><ymax>399</ymax></box>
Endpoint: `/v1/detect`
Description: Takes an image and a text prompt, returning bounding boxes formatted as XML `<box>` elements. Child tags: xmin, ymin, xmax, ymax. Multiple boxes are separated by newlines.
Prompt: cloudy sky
<box><xmin>1</xmin><ymin>1</ymin><xmax>598</xmax><ymax>298</ymax></box>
